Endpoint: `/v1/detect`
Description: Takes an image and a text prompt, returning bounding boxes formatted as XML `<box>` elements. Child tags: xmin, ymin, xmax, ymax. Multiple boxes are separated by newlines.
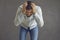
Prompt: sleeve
<box><xmin>13</xmin><ymin>6</ymin><xmax>23</xmax><ymax>26</ymax></box>
<box><xmin>34</xmin><ymin>6</ymin><xmax>44</xmax><ymax>27</ymax></box>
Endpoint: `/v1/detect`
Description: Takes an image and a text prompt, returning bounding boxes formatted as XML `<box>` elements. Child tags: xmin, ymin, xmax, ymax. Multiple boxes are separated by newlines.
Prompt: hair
<box><xmin>26</xmin><ymin>1</ymin><xmax>32</xmax><ymax>10</ymax></box>
<box><xmin>22</xmin><ymin>1</ymin><xmax>36</xmax><ymax>14</ymax></box>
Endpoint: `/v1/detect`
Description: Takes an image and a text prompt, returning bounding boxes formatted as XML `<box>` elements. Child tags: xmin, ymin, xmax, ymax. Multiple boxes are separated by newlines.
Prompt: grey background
<box><xmin>0</xmin><ymin>0</ymin><xmax>60</xmax><ymax>40</ymax></box>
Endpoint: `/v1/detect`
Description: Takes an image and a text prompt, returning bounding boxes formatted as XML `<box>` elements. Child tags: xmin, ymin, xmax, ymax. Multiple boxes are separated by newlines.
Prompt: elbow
<box><xmin>14</xmin><ymin>21</ymin><xmax>20</xmax><ymax>26</ymax></box>
<box><xmin>40</xmin><ymin>21</ymin><xmax>44</xmax><ymax>27</ymax></box>
<box><xmin>13</xmin><ymin>19</ymin><xmax>19</xmax><ymax>26</ymax></box>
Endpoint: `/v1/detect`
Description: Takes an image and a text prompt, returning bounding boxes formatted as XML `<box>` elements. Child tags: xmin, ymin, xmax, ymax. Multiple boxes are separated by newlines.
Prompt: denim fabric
<box><xmin>19</xmin><ymin>25</ymin><xmax>38</xmax><ymax>40</ymax></box>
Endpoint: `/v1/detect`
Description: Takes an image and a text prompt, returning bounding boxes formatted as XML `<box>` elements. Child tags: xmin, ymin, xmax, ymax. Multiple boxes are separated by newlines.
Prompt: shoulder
<box><xmin>33</xmin><ymin>6</ymin><xmax>42</xmax><ymax>16</ymax></box>
<box><xmin>19</xmin><ymin>4</ymin><xmax>23</xmax><ymax>8</ymax></box>
<box><xmin>34</xmin><ymin>5</ymin><xmax>42</xmax><ymax>14</ymax></box>
<box><xmin>35</xmin><ymin>5</ymin><xmax>42</xmax><ymax>11</ymax></box>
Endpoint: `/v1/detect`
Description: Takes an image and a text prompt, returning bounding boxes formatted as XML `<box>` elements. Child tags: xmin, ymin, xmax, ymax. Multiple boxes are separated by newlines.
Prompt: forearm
<box><xmin>13</xmin><ymin>6</ymin><xmax>23</xmax><ymax>26</ymax></box>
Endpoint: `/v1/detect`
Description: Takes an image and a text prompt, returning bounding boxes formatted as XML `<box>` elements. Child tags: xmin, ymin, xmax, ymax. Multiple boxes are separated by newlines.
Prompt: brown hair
<box><xmin>22</xmin><ymin>1</ymin><xmax>36</xmax><ymax>14</ymax></box>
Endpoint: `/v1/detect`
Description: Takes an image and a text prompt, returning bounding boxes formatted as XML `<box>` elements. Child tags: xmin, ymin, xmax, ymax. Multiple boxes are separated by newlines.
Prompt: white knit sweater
<box><xmin>13</xmin><ymin>5</ymin><xmax>44</xmax><ymax>30</ymax></box>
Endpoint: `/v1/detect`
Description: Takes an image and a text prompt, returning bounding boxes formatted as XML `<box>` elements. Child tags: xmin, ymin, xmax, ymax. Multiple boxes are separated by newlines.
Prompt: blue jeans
<box><xmin>19</xmin><ymin>25</ymin><xmax>38</xmax><ymax>40</ymax></box>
